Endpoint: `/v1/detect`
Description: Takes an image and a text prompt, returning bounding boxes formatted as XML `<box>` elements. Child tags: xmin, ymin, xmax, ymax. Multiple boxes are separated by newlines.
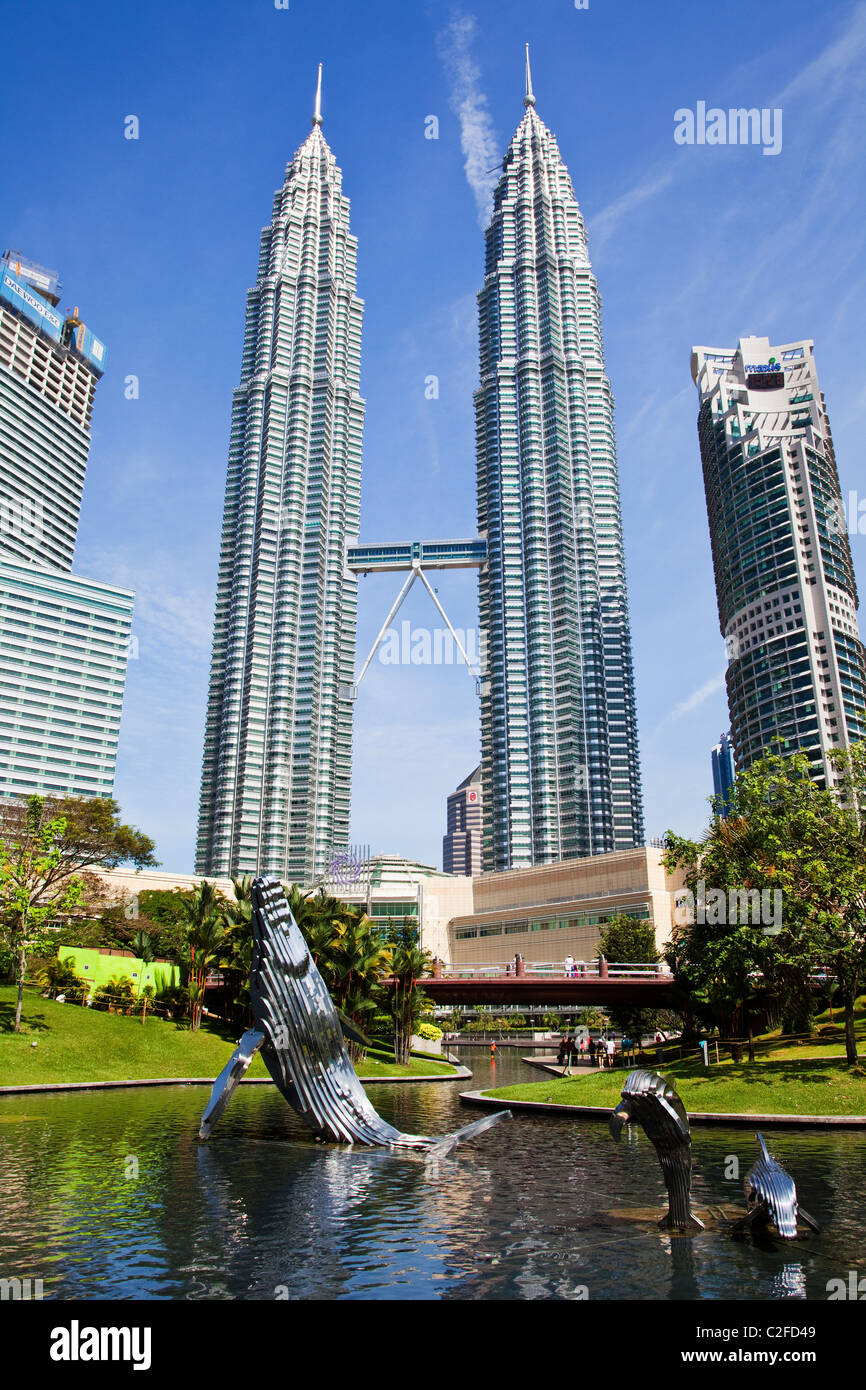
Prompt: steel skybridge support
<box><xmin>344</xmin><ymin>537</ymin><xmax>487</xmax><ymax>699</ymax></box>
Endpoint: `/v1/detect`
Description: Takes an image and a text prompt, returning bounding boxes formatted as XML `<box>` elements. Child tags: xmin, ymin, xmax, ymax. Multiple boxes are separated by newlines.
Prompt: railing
<box><xmin>439</xmin><ymin>960</ymin><xmax>672</xmax><ymax>980</ymax></box>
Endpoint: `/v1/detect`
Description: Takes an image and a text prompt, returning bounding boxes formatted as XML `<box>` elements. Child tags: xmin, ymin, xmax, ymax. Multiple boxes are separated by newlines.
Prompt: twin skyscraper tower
<box><xmin>196</xmin><ymin>56</ymin><xmax>644</xmax><ymax>884</ymax></box>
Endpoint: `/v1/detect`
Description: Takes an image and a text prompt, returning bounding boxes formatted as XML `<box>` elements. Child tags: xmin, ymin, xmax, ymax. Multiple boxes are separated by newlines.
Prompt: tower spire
<box><xmin>313</xmin><ymin>62</ymin><xmax>323</xmax><ymax>126</ymax></box>
<box><xmin>524</xmin><ymin>43</ymin><xmax>536</xmax><ymax>108</ymax></box>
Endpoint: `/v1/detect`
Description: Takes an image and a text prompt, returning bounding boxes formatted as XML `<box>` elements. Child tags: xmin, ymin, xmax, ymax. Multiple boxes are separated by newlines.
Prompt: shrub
<box><xmin>416</xmin><ymin>1022</ymin><xmax>442</xmax><ymax>1042</ymax></box>
<box><xmin>369</xmin><ymin>1012</ymin><xmax>394</xmax><ymax>1041</ymax></box>
<box><xmin>94</xmin><ymin>975</ymin><xmax>136</xmax><ymax>1013</ymax></box>
<box><xmin>154</xmin><ymin>983</ymin><xmax>189</xmax><ymax>1020</ymax></box>
<box><xmin>35</xmin><ymin>955</ymin><xmax>86</xmax><ymax>1001</ymax></box>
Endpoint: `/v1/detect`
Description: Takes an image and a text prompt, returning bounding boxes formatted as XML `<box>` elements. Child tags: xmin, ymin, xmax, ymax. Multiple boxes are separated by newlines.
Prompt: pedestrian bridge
<box><xmin>383</xmin><ymin>960</ymin><xmax>677</xmax><ymax>1008</ymax></box>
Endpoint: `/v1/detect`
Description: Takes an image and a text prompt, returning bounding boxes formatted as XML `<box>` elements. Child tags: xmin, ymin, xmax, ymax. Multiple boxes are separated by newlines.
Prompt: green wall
<box><xmin>58</xmin><ymin>947</ymin><xmax>179</xmax><ymax>998</ymax></box>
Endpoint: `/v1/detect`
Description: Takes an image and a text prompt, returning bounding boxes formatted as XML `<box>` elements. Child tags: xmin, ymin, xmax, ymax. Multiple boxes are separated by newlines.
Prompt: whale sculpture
<box><xmin>733</xmin><ymin>1133</ymin><xmax>820</xmax><ymax>1239</ymax></box>
<box><xmin>610</xmin><ymin>1070</ymin><xmax>704</xmax><ymax>1231</ymax></box>
<box><xmin>199</xmin><ymin>875</ymin><xmax>510</xmax><ymax>1151</ymax></box>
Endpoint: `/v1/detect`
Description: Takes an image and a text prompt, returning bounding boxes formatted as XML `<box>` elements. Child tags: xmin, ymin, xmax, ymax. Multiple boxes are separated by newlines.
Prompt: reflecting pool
<box><xmin>1</xmin><ymin>1049</ymin><xmax>863</xmax><ymax>1300</ymax></box>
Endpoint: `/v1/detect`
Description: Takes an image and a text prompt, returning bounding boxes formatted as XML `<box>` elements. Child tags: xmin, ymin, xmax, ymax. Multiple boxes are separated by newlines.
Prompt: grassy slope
<box><xmin>485</xmin><ymin>997</ymin><xmax>866</xmax><ymax>1117</ymax></box>
<box><xmin>0</xmin><ymin>986</ymin><xmax>456</xmax><ymax>1085</ymax></box>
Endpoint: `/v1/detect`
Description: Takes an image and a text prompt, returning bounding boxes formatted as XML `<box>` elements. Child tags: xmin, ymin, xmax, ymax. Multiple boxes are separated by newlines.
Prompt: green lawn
<box><xmin>485</xmin><ymin>1057</ymin><xmax>866</xmax><ymax>1116</ymax></box>
<box><xmin>485</xmin><ymin>999</ymin><xmax>866</xmax><ymax>1117</ymax></box>
<box><xmin>0</xmin><ymin>986</ymin><xmax>457</xmax><ymax>1086</ymax></box>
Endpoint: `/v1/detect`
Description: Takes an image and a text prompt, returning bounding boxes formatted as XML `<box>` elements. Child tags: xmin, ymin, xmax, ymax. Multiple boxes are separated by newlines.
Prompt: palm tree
<box><xmin>290</xmin><ymin>886</ymin><xmax>349</xmax><ymax>995</ymax></box>
<box><xmin>102</xmin><ymin>973</ymin><xmax>135</xmax><ymax>1013</ymax></box>
<box><xmin>178</xmin><ymin>880</ymin><xmax>225</xmax><ymax>1030</ymax></box>
<box><xmin>328</xmin><ymin>908</ymin><xmax>392</xmax><ymax>1060</ymax></box>
<box><xmin>132</xmin><ymin>929</ymin><xmax>155</xmax><ymax>1023</ymax></box>
<box><xmin>35</xmin><ymin>955</ymin><xmax>84</xmax><ymax>1001</ymax></box>
<box><xmin>390</xmin><ymin>941</ymin><xmax>433</xmax><ymax>1065</ymax></box>
<box><xmin>218</xmin><ymin>877</ymin><xmax>254</xmax><ymax>1025</ymax></box>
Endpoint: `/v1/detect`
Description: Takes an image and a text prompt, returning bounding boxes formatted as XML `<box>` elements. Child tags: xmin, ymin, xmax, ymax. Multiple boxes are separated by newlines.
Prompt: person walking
<box><xmin>606</xmin><ymin>1036</ymin><xmax>616</xmax><ymax>1069</ymax></box>
<box><xmin>564</xmin><ymin>954</ymin><xmax>574</xmax><ymax>978</ymax></box>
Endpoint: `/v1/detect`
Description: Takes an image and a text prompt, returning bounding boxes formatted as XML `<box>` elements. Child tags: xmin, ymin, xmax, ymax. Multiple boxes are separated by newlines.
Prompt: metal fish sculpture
<box><xmin>610</xmin><ymin>1070</ymin><xmax>705</xmax><ymax>1231</ymax></box>
<box><xmin>735</xmin><ymin>1133</ymin><xmax>820</xmax><ymax>1239</ymax></box>
<box><xmin>199</xmin><ymin>875</ymin><xmax>510</xmax><ymax>1151</ymax></box>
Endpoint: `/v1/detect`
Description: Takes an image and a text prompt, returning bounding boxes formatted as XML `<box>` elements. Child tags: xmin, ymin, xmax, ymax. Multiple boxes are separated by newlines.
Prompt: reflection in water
<box><xmin>0</xmin><ymin>1049</ymin><xmax>862</xmax><ymax>1300</ymax></box>
<box><xmin>773</xmin><ymin>1263</ymin><xmax>807</xmax><ymax>1299</ymax></box>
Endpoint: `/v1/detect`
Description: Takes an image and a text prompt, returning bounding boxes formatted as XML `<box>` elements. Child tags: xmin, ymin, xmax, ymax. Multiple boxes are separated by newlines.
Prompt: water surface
<box><xmin>1</xmin><ymin>1048</ymin><xmax>862</xmax><ymax>1300</ymax></box>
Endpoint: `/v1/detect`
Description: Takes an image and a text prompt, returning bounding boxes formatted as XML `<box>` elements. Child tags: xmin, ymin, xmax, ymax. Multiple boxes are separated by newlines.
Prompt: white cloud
<box><xmin>588</xmin><ymin>167</ymin><xmax>678</xmax><ymax>255</ymax></box>
<box><xmin>659</xmin><ymin>670</ymin><xmax>726</xmax><ymax>727</ymax></box>
<box><xmin>75</xmin><ymin>547</ymin><xmax>214</xmax><ymax>663</ymax></box>
<box><xmin>772</xmin><ymin>2</ymin><xmax>866</xmax><ymax>106</ymax></box>
<box><xmin>589</xmin><ymin>4</ymin><xmax>866</xmax><ymax>260</ymax></box>
<box><xmin>437</xmin><ymin>12</ymin><xmax>500</xmax><ymax>228</ymax></box>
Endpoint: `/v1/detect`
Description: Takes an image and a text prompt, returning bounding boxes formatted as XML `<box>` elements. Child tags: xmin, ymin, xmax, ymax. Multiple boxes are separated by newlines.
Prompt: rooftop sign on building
<box><xmin>0</xmin><ymin>265</ymin><xmax>63</xmax><ymax>342</ymax></box>
<box><xmin>1</xmin><ymin>249</ymin><xmax>61</xmax><ymax>304</ymax></box>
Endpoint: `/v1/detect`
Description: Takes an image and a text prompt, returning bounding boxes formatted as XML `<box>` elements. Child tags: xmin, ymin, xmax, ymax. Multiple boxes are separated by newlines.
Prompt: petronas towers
<box><xmin>477</xmin><ymin>58</ymin><xmax>643</xmax><ymax>867</ymax></box>
<box><xmin>197</xmin><ymin>70</ymin><xmax>363</xmax><ymax>883</ymax></box>
<box><xmin>197</xmin><ymin>57</ymin><xmax>643</xmax><ymax>882</ymax></box>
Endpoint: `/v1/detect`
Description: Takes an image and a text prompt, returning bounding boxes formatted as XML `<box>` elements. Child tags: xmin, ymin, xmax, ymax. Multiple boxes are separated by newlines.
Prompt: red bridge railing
<box><xmin>436</xmin><ymin>960</ymin><xmax>672</xmax><ymax>981</ymax></box>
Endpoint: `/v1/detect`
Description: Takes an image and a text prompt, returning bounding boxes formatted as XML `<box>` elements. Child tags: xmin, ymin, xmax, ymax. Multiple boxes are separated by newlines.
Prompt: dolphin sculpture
<box><xmin>734</xmin><ymin>1133</ymin><xmax>820</xmax><ymax>1239</ymax></box>
<box><xmin>610</xmin><ymin>1070</ymin><xmax>705</xmax><ymax>1231</ymax></box>
<box><xmin>199</xmin><ymin>875</ymin><xmax>510</xmax><ymax>1152</ymax></box>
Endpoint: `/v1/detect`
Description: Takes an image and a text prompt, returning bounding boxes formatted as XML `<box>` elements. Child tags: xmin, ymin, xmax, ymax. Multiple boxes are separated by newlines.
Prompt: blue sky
<box><xmin>3</xmin><ymin>0</ymin><xmax>866</xmax><ymax>872</ymax></box>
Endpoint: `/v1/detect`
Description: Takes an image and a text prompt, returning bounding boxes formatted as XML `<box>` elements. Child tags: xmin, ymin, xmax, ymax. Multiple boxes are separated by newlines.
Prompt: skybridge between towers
<box><xmin>343</xmin><ymin>538</ymin><xmax>488</xmax><ymax>699</ymax></box>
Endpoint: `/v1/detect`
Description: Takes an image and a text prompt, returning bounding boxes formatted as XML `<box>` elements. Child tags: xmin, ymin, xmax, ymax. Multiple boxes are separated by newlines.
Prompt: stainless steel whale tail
<box><xmin>610</xmin><ymin>1069</ymin><xmax>704</xmax><ymax>1231</ymax></box>
<box><xmin>199</xmin><ymin>875</ymin><xmax>510</xmax><ymax>1149</ymax></box>
<box><xmin>733</xmin><ymin>1132</ymin><xmax>820</xmax><ymax>1239</ymax></box>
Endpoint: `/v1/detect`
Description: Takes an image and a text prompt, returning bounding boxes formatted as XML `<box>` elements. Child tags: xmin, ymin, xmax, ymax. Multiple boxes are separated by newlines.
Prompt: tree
<box><xmin>177</xmin><ymin>881</ymin><xmax>226</xmax><ymax>1031</ymax></box>
<box><xmin>664</xmin><ymin>743</ymin><xmax>866</xmax><ymax>1065</ymax></box>
<box><xmin>0</xmin><ymin>799</ymin><xmax>88</xmax><ymax>1031</ymax></box>
<box><xmin>389</xmin><ymin>941</ymin><xmax>433</xmax><ymax>1065</ymax></box>
<box><xmin>132</xmin><ymin>889</ymin><xmax>198</xmax><ymax>965</ymax></box>
<box><xmin>132</xmin><ymin>930</ymin><xmax>155</xmax><ymax>1023</ymax></box>
<box><xmin>98</xmin><ymin>974</ymin><xmax>136</xmax><ymax>1014</ymax></box>
<box><xmin>663</xmin><ymin>825</ymin><xmax>772</xmax><ymax>1061</ymax></box>
<box><xmin>579</xmin><ymin>1006</ymin><xmax>610</xmax><ymax>1033</ymax></box>
<box><xmin>598</xmin><ymin>914</ymin><xmax>660</xmax><ymax>965</ymax></box>
<box><xmin>0</xmin><ymin>793</ymin><xmax>157</xmax><ymax>1032</ymax></box>
<box><xmin>35</xmin><ymin>954</ymin><xmax>86</xmax><ymax>1002</ymax></box>
<box><xmin>290</xmin><ymin>886</ymin><xmax>347</xmax><ymax>995</ymax></box>
<box><xmin>218</xmin><ymin>877</ymin><xmax>254</xmax><ymax>1025</ymax></box>
<box><xmin>328</xmin><ymin>907</ymin><xmax>392</xmax><ymax>1055</ymax></box>
<box><xmin>12</xmin><ymin>795</ymin><xmax>157</xmax><ymax>887</ymax></box>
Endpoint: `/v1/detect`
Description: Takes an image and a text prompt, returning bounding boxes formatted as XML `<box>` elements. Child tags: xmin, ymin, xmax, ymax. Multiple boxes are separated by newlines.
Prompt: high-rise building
<box><xmin>711</xmin><ymin>730</ymin><xmax>736</xmax><ymax>818</ymax></box>
<box><xmin>693</xmin><ymin>334</ymin><xmax>866</xmax><ymax>785</ymax></box>
<box><xmin>443</xmin><ymin>765</ymin><xmax>483</xmax><ymax>876</ymax></box>
<box><xmin>0</xmin><ymin>252</ymin><xmax>101</xmax><ymax>569</ymax></box>
<box><xmin>475</xmin><ymin>54</ymin><xmax>644</xmax><ymax>871</ymax></box>
<box><xmin>0</xmin><ymin>564</ymin><xmax>133</xmax><ymax>799</ymax></box>
<box><xmin>197</xmin><ymin>72</ymin><xmax>365</xmax><ymax>882</ymax></box>
<box><xmin>0</xmin><ymin>249</ymin><xmax>133</xmax><ymax>801</ymax></box>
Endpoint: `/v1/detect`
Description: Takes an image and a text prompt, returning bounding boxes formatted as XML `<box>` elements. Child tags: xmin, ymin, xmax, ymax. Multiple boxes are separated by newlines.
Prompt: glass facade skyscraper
<box><xmin>197</xmin><ymin>79</ymin><xmax>364</xmax><ymax>882</ymax></box>
<box><xmin>693</xmin><ymin>334</ymin><xmax>866</xmax><ymax>786</ymax></box>
<box><xmin>0</xmin><ymin>249</ymin><xmax>133</xmax><ymax>801</ymax></box>
<box><xmin>711</xmin><ymin>730</ymin><xmax>736</xmax><ymax>818</ymax></box>
<box><xmin>0</xmin><ymin>563</ymin><xmax>133</xmax><ymax>799</ymax></box>
<box><xmin>475</xmin><ymin>65</ymin><xmax>644</xmax><ymax>870</ymax></box>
